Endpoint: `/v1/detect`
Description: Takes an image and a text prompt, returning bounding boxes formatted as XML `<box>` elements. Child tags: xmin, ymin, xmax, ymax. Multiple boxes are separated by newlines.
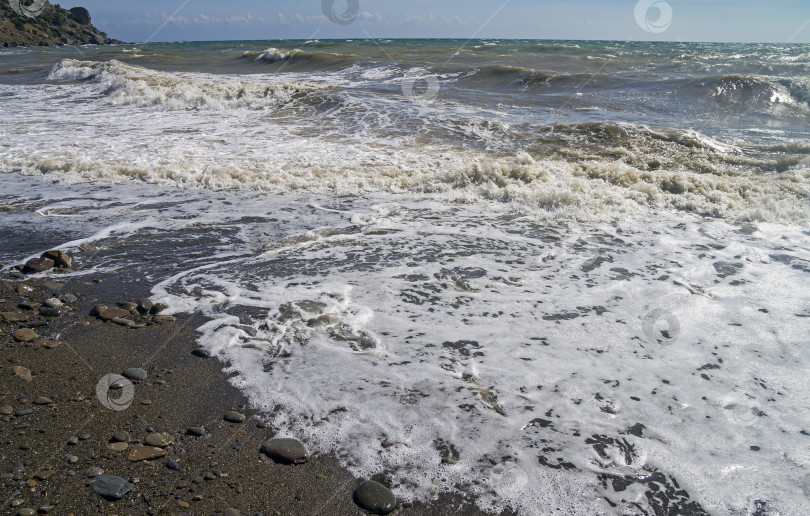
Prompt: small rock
<box><xmin>111</xmin><ymin>431</ymin><xmax>130</xmax><ymax>443</ymax></box>
<box><xmin>0</xmin><ymin>405</ymin><xmax>13</xmax><ymax>415</ymax></box>
<box><xmin>166</xmin><ymin>459</ymin><xmax>180</xmax><ymax>471</ymax></box>
<box><xmin>122</xmin><ymin>368</ymin><xmax>147</xmax><ymax>381</ymax></box>
<box><xmin>186</xmin><ymin>426</ymin><xmax>205</xmax><ymax>437</ymax></box>
<box><xmin>95</xmin><ymin>308</ymin><xmax>130</xmax><ymax>321</ymax></box>
<box><xmin>178</xmin><ymin>500</ymin><xmax>189</xmax><ymax>508</ymax></box>
<box><xmin>35</xmin><ymin>339</ymin><xmax>62</xmax><ymax>349</ymax></box>
<box><xmin>224</xmin><ymin>411</ymin><xmax>245</xmax><ymax>424</ymax></box>
<box><xmin>37</xmin><ymin>505</ymin><xmax>54</xmax><ymax>514</ymax></box>
<box><xmin>41</xmin><ymin>250</ymin><xmax>71</xmax><ymax>269</ymax></box>
<box><xmin>191</xmin><ymin>348</ymin><xmax>211</xmax><ymax>358</ymax></box>
<box><xmin>153</xmin><ymin>315</ymin><xmax>177</xmax><ymax>323</ymax></box>
<box><xmin>61</xmin><ymin>293</ymin><xmax>78</xmax><ymax>303</ymax></box>
<box><xmin>119</xmin><ymin>302</ymin><xmax>138</xmax><ymax>311</ymax></box>
<box><xmin>33</xmin><ymin>397</ymin><xmax>52</xmax><ymax>405</ymax></box>
<box><xmin>89</xmin><ymin>475</ymin><xmax>133</xmax><ymax>500</ymax></box>
<box><xmin>14</xmin><ymin>408</ymin><xmax>32</xmax><ymax>416</ymax></box>
<box><xmin>107</xmin><ymin>442</ymin><xmax>129</xmax><ymax>452</ymax></box>
<box><xmin>260</xmin><ymin>438</ymin><xmax>309</xmax><ymax>464</ymax></box>
<box><xmin>67</xmin><ymin>454</ymin><xmax>78</xmax><ymax>464</ymax></box>
<box><xmin>137</xmin><ymin>299</ymin><xmax>153</xmax><ymax>314</ymax></box>
<box><xmin>149</xmin><ymin>303</ymin><xmax>168</xmax><ymax>314</ymax></box>
<box><xmin>1</xmin><ymin>312</ymin><xmax>28</xmax><ymax>322</ymax></box>
<box><xmin>353</xmin><ymin>480</ymin><xmax>397</xmax><ymax>515</ymax></box>
<box><xmin>13</xmin><ymin>366</ymin><xmax>32</xmax><ymax>382</ymax></box>
<box><xmin>33</xmin><ymin>470</ymin><xmax>56</xmax><ymax>480</ymax></box>
<box><xmin>16</xmin><ymin>284</ymin><xmax>33</xmax><ymax>294</ymax></box>
<box><xmin>66</xmin><ymin>437</ymin><xmax>78</xmax><ymax>446</ymax></box>
<box><xmin>13</xmin><ymin>329</ymin><xmax>37</xmax><ymax>342</ymax></box>
<box><xmin>144</xmin><ymin>433</ymin><xmax>172</xmax><ymax>448</ymax></box>
<box><xmin>39</xmin><ymin>307</ymin><xmax>65</xmax><ymax>318</ymax></box>
<box><xmin>22</xmin><ymin>257</ymin><xmax>54</xmax><ymax>274</ymax></box>
<box><xmin>85</xmin><ymin>467</ymin><xmax>104</xmax><ymax>478</ymax></box>
<box><xmin>18</xmin><ymin>301</ymin><xmax>39</xmax><ymax>311</ymax></box>
<box><xmin>43</xmin><ymin>298</ymin><xmax>63</xmax><ymax>308</ymax></box>
<box><xmin>111</xmin><ymin>317</ymin><xmax>136</xmax><ymax>327</ymax></box>
<box><xmin>16</xmin><ymin>509</ymin><xmax>36</xmax><ymax>516</ymax></box>
<box><xmin>128</xmin><ymin>445</ymin><xmax>167</xmax><ymax>462</ymax></box>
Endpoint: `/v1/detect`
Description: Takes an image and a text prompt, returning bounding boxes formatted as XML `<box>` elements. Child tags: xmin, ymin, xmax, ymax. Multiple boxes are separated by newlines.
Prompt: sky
<box><xmin>52</xmin><ymin>0</ymin><xmax>810</xmax><ymax>44</ymax></box>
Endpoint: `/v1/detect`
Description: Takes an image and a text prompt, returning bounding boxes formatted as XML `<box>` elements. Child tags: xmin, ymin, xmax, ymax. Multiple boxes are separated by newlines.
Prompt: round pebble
<box><xmin>111</xmin><ymin>431</ymin><xmax>130</xmax><ymax>443</ymax></box>
<box><xmin>89</xmin><ymin>475</ymin><xmax>134</xmax><ymax>501</ymax></box>
<box><xmin>186</xmin><ymin>426</ymin><xmax>205</xmax><ymax>437</ymax></box>
<box><xmin>353</xmin><ymin>480</ymin><xmax>397</xmax><ymax>515</ymax></box>
<box><xmin>144</xmin><ymin>432</ymin><xmax>173</xmax><ymax>448</ymax></box>
<box><xmin>85</xmin><ymin>467</ymin><xmax>104</xmax><ymax>478</ymax></box>
<box><xmin>43</xmin><ymin>298</ymin><xmax>63</xmax><ymax>308</ymax></box>
<box><xmin>223</xmin><ymin>411</ymin><xmax>245</xmax><ymax>424</ymax></box>
<box><xmin>107</xmin><ymin>442</ymin><xmax>129</xmax><ymax>452</ymax></box>
<box><xmin>260</xmin><ymin>438</ymin><xmax>309</xmax><ymax>464</ymax></box>
<box><xmin>13</xmin><ymin>329</ymin><xmax>37</xmax><ymax>343</ymax></box>
<box><xmin>122</xmin><ymin>368</ymin><xmax>147</xmax><ymax>381</ymax></box>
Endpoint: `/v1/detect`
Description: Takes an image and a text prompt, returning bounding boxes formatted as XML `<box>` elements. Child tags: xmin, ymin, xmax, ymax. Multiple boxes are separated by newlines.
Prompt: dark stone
<box><xmin>89</xmin><ymin>475</ymin><xmax>133</xmax><ymax>500</ymax></box>
<box><xmin>22</xmin><ymin>258</ymin><xmax>54</xmax><ymax>274</ymax></box>
<box><xmin>41</xmin><ymin>250</ymin><xmax>71</xmax><ymax>269</ymax></box>
<box><xmin>191</xmin><ymin>348</ymin><xmax>212</xmax><ymax>358</ymax></box>
<box><xmin>353</xmin><ymin>480</ymin><xmax>397</xmax><ymax>515</ymax></box>
<box><xmin>186</xmin><ymin>427</ymin><xmax>205</xmax><ymax>437</ymax></box>
<box><xmin>260</xmin><ymin>438</ymin><xmax>309</xmax><ymax>464</ymax></box>
<box><xmin>69</xmin><ymin>7</ymin><xmax>92</xmax><ymax>25</ymax></box>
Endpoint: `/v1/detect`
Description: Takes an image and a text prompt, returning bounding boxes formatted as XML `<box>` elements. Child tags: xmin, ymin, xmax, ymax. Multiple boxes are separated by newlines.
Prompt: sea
<box><xmin>1</xmin><ymin>39</ymin><xmax>809</xmax><ymax>515</ymax></box>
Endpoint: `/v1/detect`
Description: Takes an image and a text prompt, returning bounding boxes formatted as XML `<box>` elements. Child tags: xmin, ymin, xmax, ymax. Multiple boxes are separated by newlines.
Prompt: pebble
<box><xmin>18</xmin><ymin>301</ymin><xmax>39</xmax><ymax>311</ymax></box>
<box><xmin>137</xmin><ymin>299</ymin><xmax>153</xmax><ymax>314</ymax></box>
<box><xmin>178</xmin><ymin>500</ymin><xmax>190</xmax><ymax>508</ymax></box>
<box><xmin>62</xmin><ymin>293</ymin><xmax>77</xmax><ymax>303</ymax></box>
<box><xmin>144</xmin><ymin>432</ymin><xmax>173</xmax><ymax>448</ymax></box>
<box><xmin>39</xmin><ymin>307</ymin><xmax>64</xmax><ymax>318</ymax></box>
<box><xmin>128</xmin><ymin>445</ymin><xmax>167</xmax><ymax>462</ymax></box>
<box><xmin>166</xmin><ymin>460</ymin><xmax>180</xmax><ymax>471</ymax></box>
<box><xmin>16</xmin><ymin>509</ymin><xmax>36</xmax><ymax>516</ymax></box>
<box><xmin>110</xmin><ymin>431</ymin><xmax>129</xmax><ymax>443</ymax></box>
<box><xmin>33</xmin><ymin>397</ymin><xmax>52</xmax><ymax>405</ymax></box>
<box><xmin>122</xmin><ymin>368</ymin><xmax>147</xmax><ymax>381</ymax></box>
<box><xmin>13</xmin><ymin>329</ymin><xmax>37</xmax><ymax>342</ymax></box>
<box><xmin>0</xmin><ymin>405</ymin><xmax>13</xmax><ymax>415</ymax></box>
<box><xmin>1</xmin><ymin>312</ymin><xmax>28</xmax><ymax>322</ymax></box>
<box><xmin>149</xmin><ymin>303</ymin><xmax>168</xmax><ymax>314</ymax></box>
<box><xmin>107</xmin><ymin>442</ymin><xmax>129</xmax><ymax>452</ymax></box>
<box><xmin>22</xmin><ymin>257</ymin><xmax>54</xmax><ymax>274</ymax></box>
<box><xmin>191</xmin><ymin>348</ymin><xmax>212</xmax><ymax>358</ymax></box>
<box><xmin>153</xmin><ymin>315</ymin><xmax>177</xmax><ymax>323</ymax></box>
<box><xmin>112</xmin><ymin>317</ymin><xmax>136</xmax><ymax>327</ymax></box>
<box><xmin>67</xmin><ymin>455</ymin><xmax>78</xmax><ymax>464</ymax></box>
<box><xmin>186</xmin><ymin>426</ymin><xmax>205</xmax><ymax>437</ymax></box>
<box><xmin>95</xmin><ymin>307</ymin><xmax>130</xmax><ymax>321</ymax></box>
<box><xmin>224</xmin><ymin>411</ymin><xmax>246</xmax><ymax>424</ymax></box>
<box><xmin>78</xmin><ymin>433</ymin><xmax>90</xmax><ymax>440</ymax></box>
<box><xmin>43</xmin><ymin>298</ymin><xmax>63</xmax><ymax>308</ymax></box>
<box><xmin>66</xmin><ymin>437</ymin><xmax>78</xmax><ymax>446</ymax></box>
<box><xmin>13</xmin><ymin>366</ymin><xmax>32</xmax><ymax>382</ymax></box>
<box><xmin>353</xmin><ymin>480</ymin><xmax>397</xmax><ymax>515</ymax></box>
<box><xmin>41</xmin><ymin>250</ymin><xmax>71</xmax><ymax>269</ymax></box>
<box><xmin>38</xmin><ymin>339</ymin><xmax>62</xmax><ymax>349</ymax></box>
<box><xmin>85</xmin><ymin>467</ymin><xmax>104</xmax><ymax>478</ymax></box>
<box><xmin>89</xmin><ymin>475</ymin><xmax>133</xmax><ymax>500</ymax></box>
<box><xmin>14</xmin><ymin>408</ymin><xmax>32</xmax><ymax>416</ymax></box>
<box><xmin>34</xmin><ymin>470</ymin><xmax>56</xmax><ymax>480</ymax></box>
<box><xmin>260</xmin><ymin>438</ymin><xmax>309</xmax><ymax>464</ymax></box>
<box><xmin>16</xmin><ymin>284</ymin><xmax>33</xmax><ymax>294</ymax></box>
<box><xmin>119</xmin><ymin>302</ymin><xmax>138</xmax><ymax>311</ymax></box>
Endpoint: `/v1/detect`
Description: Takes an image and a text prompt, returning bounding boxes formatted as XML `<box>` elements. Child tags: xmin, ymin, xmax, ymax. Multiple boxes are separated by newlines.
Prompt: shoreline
<box><xmin>0</xmin><ymin>267</ymin><xmax>495</xmax><ymax>515</ymax></box>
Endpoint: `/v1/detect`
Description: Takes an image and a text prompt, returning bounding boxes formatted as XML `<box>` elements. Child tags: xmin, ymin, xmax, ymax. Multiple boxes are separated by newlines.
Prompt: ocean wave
<box><xmin>242</xmin><ymin>47</ymin><xmax>358</xmax><ymax>68</ymax></box>
<box><xmin>6</xmin><ymin>122</ymin><xmax>809</xmax><ymax>224</ymax></box>
<box><xmin>47</xmin><ymin>59</ymin><xmax>329</xmax><ymax>111</ymax></box>
<box><xmin>458</xmin><ymin>64</ymin><xmax>613</xmax><ymax>91</ymax></box>
<box><xmin>688</xmin><ymin>73</ymin><xmax>810</xmax><ymax>113</ymax></box>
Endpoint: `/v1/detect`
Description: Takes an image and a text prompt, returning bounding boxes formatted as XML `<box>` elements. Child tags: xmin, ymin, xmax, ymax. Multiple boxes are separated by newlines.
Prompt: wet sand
<box><xmin>0</xmin><ymin>270</ymin><xmax>494</xmax><ymax>515</ymax></box>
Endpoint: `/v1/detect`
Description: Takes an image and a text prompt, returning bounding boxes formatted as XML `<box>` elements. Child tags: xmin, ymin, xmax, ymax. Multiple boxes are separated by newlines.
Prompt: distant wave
<box><xmin>456</xmin><ymin>64</ymin><xmax>614</xmax><ymax>91</ymax></box>
<box><xmin>47</xmin><ymin>59</ymin><xmax>329</xmax><ymax>111</ymax></box>
<box><xmin>687</xmin><ymin>73</ymin><xmax>810</xmax><ymax>113</ymax></box>
<box><xmin>241</xmin><ymin>47</ymin><xmax>358</xmax><ymax>68</ymax></box>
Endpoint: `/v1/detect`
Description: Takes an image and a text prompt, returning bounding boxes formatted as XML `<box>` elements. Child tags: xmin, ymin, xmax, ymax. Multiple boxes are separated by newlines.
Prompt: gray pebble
<box><xmin>353</xmin><ymin>480</ymin><xmax>397</xmax><ymax>515</ymax></box>
<box><xmin>260</xmin><ymin>438</ymin><xmax>309</xmax><ymax>464</ymax></box>
<box><xmin>122</xmin><ymin>368</ymin><xmax>147</xmax><ymax>381</ymax></box>
<box><xmin>89</xmin><ymin>475</ymin><xmax>134</xmax><ymax>500</ymax></box>
<box><xmin>186</xmin><ymin>427</ymin><xmax>205</xmax><ymax>437</ymax></box>
<box><xmin>224</xmin><ymin>411</ymin><xmax>245</xmax><ymax>424</ymax></box>
<box><xmin>85</xmin><ymin>467</ymin><xmax>104</xmax><ymax>478</ymax></box>
<box><xmin>111</xmin><ymin>431</ymin><xmax>130</xmax><ymax>443</ymax></box>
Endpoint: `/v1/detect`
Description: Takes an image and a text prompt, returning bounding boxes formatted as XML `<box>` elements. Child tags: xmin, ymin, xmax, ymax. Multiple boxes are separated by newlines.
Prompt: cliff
<box><xmin>0</xmin><ymin>2</ymin><xmax>122</xmax><ymax>47</ymax></box>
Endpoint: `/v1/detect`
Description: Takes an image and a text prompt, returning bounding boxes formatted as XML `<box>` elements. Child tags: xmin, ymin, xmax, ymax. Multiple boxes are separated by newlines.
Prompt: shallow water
<box><xmin>1</xmin><ymin>39</ymin><xmax>809</xmax><ymax>514</ymax></box>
